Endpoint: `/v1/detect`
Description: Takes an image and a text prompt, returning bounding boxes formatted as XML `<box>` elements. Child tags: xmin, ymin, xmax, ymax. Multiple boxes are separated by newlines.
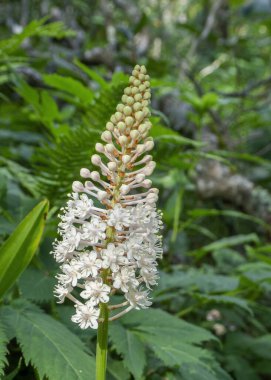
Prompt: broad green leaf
<box><xmin>122</xmin><ymin>308</ymin><xmax>216</xmax><ymax>345</ymax></box>
<box><xmin>145</xmin><ymin>335</ymin><xmax>211</xmax><ymax>368</ymax></box>
<box><xmin>40</xmin><ymin>91</ymin><xmax>59</xmax><ymax>122</ymax></box>
<box><xmin>18</xmin><ymin>268</ymin><xmax>55</xmax><ymax>303</ymax></box>
<box><xmin>43</xmin><ymin>74</ymin><xmax>94</xmax><ymax>104</ymax></box>
<box><xmin>182</xmin><ymin>92</ymin><xmax>218</xmax><ymax>112</ymax></box>
<box><xmin>139</xmin><ymin>333</ymin><xmax>226</xmax><ymax>379</ymax></box>
<box><xmin>0</xmin><ymin>321</ymin><xmax>8</xmax><ymax>376</ymax></box>
<box><xmin>212</xmin><ymin>248</ymin><xmax>246</xmax><ymax>272</ymax></box>
<box><xmin>190</xmin><ymin>234</ymin><xmax>260</xmax><ymax>260</ymax></box>
<box><xmin>179</xmin><ymin>363</ymin><xmax>233</xmax><ymax>380</ymax></box>
<box><xmin>150</xmin><ymin>123</ymin><xmax>203</xmax><ymax>147</ymax></box>
<box><xmin>188</xmin><ymin>208</ymin><xmax>268</xmax><ymax>228</ymax></box>
<box><xmin>195</xmin><ymin>294</ymin><xmax>252</xmax><ymax>314</ymax></box>
<box><xmin>1</xmin><ymin>300</ymin><xmax>95</xmax><ymax>380</ymax></box>
<box><xmin>157</xmin><ymin>270</ymin><xmax>239</xmax><ymax>295</ymax></box>
<box><xmin>15</xmin><ymin>80</ymin><xmax>61</xmax><ymax>136</ymax></box>
<box><xmin>15</xmin><ymin>79</ymin><xmax>40</xmax><ymax>110</ymax></box>
<box><xmin>0</xmin><ymin>199</ymin><xmax>49</xmax><ymax>298</ymax></box>
<box><xmin>238</xmin><ymin>262</ymin><xmax>271</xmax><ymax>288</ymax></box>
<box><xmin>214</xmin><ymin>150</ymin><xmax>271</xmax><ymax>169</ymax></box>
<box><xmin>109</xmin><ymin>322</ymin><xmax>146</xmax><ymax>380</ymax></box>
<box><xmin>250</xmin><ymin>335</ymin><xmax>271</xmax><ymax>359</ymax></box>
<box><xmin>226</xmin><ymin>355</ymin><xmax>261</xmax><ymax>380</ymax></box>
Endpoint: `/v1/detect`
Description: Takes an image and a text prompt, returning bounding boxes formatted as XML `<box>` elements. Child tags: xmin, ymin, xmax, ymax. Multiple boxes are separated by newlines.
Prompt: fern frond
<box><xmin>33</xmin><ymin>82</ymin><xmax>125</xmax><ymax>203</ymax></box>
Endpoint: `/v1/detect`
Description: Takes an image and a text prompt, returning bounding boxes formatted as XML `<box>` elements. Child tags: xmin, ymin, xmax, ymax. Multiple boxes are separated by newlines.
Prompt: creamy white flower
<box><xmin>136</xmin><ymin>254</ymin><xmax>156</xmax><ymax>270</ymax></box>
<box><xmin>71</xmin><ymin>303</ymin><xmax>100</xmax><ymax>329</ymax></box>
<box><xmin>70</xmin><ymin>193</ymin><xmax>94</xmax><ymax>219</ymax></box>
<box><xmin>112</xmin><ymin>267</ymin><xmax>139</xmax><ymax>293</ymax></box>
<box><xmin>59</xmin><ymin>261</ymin><xmax>82</xmax><ymax>287</ymax></box>
<box><xmin>107</xmin><ymin>204</ymin><xmax>131</xmax><ymax>231</ymax></box>
<box><xmin>54</xmin><ymin>284</ymin><xmax>72</xmax><ymax>303</ymax></box>
<box><xmin>74</xmin><ymin>251</ymin><xmax>102</xmax><ymax>278</ymax></box>
<box><xmin>52</xmin><ymin>64</ymin><xmax>163</xmax><ymax>329</ymax></box>
<box><xmin>52</xmin><ymin>239</ymin><xmax>75</xmax><ymax>262</ymax></box>
<box><xmin>80</xmin><ymin>279</ymin><xmax>110</xmax><ymax>305</ymax></box>
<box><xmin>101</xmin><ymin>243</ymin><xmax>128</xmax><ymax>272</ymax></box>
<box><xmin>140</xmin><ymin>267</ymin><xmax>159</xmax><ymax>289</ymax></box>
<box><xmin>125</xmin><ymin>287</ymin><xmax>152</xmax><ymax>309</ymax></box>
<box><xmin>124</xmin><ymin>235</ymin><xmax>144</xmax><ymax>260</ymax></box>
<box><xmin>81</xmin><ymin>217</ymin><xmax>106</xmax><ymax>243</ymax></box>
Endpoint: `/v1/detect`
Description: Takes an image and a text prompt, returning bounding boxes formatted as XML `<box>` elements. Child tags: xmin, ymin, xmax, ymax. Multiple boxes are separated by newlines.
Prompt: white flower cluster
<box><xmin>52</xmin><ymin>65</ymin><xmax>163</xmax><ymax>329</ymax></box>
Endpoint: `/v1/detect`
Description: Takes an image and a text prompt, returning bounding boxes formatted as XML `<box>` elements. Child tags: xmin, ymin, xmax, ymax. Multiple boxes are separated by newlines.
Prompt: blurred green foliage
<box><xmin>0</xmin><ymin>1</ymin><xmax>271</xmax><ymax>379</ymax></box>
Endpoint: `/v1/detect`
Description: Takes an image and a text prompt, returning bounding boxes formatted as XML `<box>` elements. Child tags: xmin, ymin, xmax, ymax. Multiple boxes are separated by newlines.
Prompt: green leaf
<box><xmin>150</xmin><ymin>123</ymin><xmax>203</xmax><ymax>147</ymax></box>
<box><xmin>74</xmin><ymin>59</ymin><xmax>108</xmax><ymax>89</ymax></box>
<box><xmin>188</xmin><ymin>208</ymin><xmax>268</xmax><ymax>228</ymax></box>
<box><xmin>195</xmin><ymin>294</ymin><xmax>253</xmax><ymax>315</ymax></box>
<box><xmin>250</xmin><ymin>335</ymin><xmax>271</xmax><ymax>359</ymax></box>
<box><xmin>0</xmin><ymin>321</ymin><xmax>8</xmax><ymax>377</ymax></box>
<box><xmin>107</xmin><ymin>359</ymin><xmax>131</xmax><ymax>380</ymax></box>
<box><xmin>1</xmin><ymin>300</ymin><xmax>95</xmax><ymax>380</ymax></box>
<box><xmin>109</xmin><ymin>322</ymin><xmax>146</xmax><ymax>380</ymax></box>
<box><xmin>0</xmin><ymin>199</ymin><xmax>49</xmax><ymax>298</ymax></box>
<box><xmin>179</xmin><ymin>363</ymin><xmax>233</xmax><ymax>380</ymax></box>
<box><xmin>143</xmin><ymin>334</ymin><xmax>212</xmax><ymax>368</ymax></box>
<box><xmin>18</xmin><ymin>268</ymin><xmax>55</xmax><ymax>303</ymax></box>
<box><xmin>43</xmin><ymin>74</ymin><xmax>94</xmax><ymax>104</ymax></box>
<box><xmin>190</xmin><ymin>234</ymin><xmax>260</xmax><ymax>260</ymax></box>
<box><xmin>34</xmin><ymin>82</ymin><xmax>125</xmax><ymax>202</ymax></box>
<box><xmin>157</xmin><ymin>270</ymin><xmax>239</xmax><ymax>294</ymax></box>
<box><xmin>201</xmin><ymin>93</ymin><xmax>219</xmax><ymax>109</ymax></box>
<box><xmin>0</xmin><ymin>18</ymin><xmax>74</xmax><ymax>54</ymax></box>
<box><xmin>123</xmin><ymin>309</ymin><xmax>226</xmax><ymax>379</ymax></box>
<box><xmin>122</xmin><ymin>308</ymin><xmax>216</xmax><ymax>345</ymax></box>
<box><xmin>226</xmin><ymin>355</ymin><xmax>261</xmax><ymax>380</ymax></box>
<box><xmin>139</xmin><ymin>332</ymin><xmax>228</xmax><ymax>379</ymax></box>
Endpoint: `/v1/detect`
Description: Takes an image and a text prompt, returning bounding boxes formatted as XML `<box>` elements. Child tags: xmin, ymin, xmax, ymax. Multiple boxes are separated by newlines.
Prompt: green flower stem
<box><xmin>96</xmin><ymin>302</ymin><xmax>109</xmax><ymax>380</ymax></box>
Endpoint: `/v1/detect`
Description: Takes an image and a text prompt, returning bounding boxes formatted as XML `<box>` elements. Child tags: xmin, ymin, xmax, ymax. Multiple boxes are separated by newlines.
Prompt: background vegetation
<box><xmin>1</xmin><ymin>0</ymin><xmax>271</xmax><ymax>379</ymax></box>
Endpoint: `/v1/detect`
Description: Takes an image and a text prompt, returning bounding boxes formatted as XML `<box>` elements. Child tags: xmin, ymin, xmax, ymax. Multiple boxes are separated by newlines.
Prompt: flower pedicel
<box><xmin>52</xmin><ymin>64</ymin><xmax>163</xmax><ymax>329</ymax></box>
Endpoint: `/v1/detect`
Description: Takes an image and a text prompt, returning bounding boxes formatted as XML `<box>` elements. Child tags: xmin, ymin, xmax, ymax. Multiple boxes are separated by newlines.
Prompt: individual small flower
<box><xmin>75</xmin><ymin>251</ymin><xmax>102</xmax><ymax>278</ymax></box>
<box><xmin>101</xmin><ymin>243</ymin><xmax>128</xmax><ymax>272</ymax></box>
<box><xmin>51</xmin><ymin>64</ymin><xmax>163</xmax><ymax>329</ymax></box>
<box><xmin>52</xmin><ymin>239</ymin><xmax>75</xmax><ymax>263</ymax></box>
<box><xmin>70</xmin><ymin>193</ymin><xmax>94</xmax><ymax>219</ymax></box>
<box><xmin>81</xmin><ymin>217</ymin><xmax>106</xmax><ymax>243</ymax></box>
<box><xmin>112</xmin><ymin>267</ymin><xmax>139</xmax><ymax>293</ymax></box>
<box><xmin>59</xmin><ymin>260</ymin><xmax>82</xmax><ymax>287</ymax></box>
<box><xmin>107</xmin><ymin>204</ymin><xmax>131</xmax><ymax>231</ymax></box>
<box><xmin>80</xmin><ymin>279</ymin><xmax>111</xmax><ymax>305</ymax></box>
<box><xmin>125</xmin><ymin>287</ymin><xmax>152</xmax><ymax>309</ymax></box>
<box><xmin>71</xmin><ymin>302</ymin><xmax>100</xmax><ymax>329</ymax></box>
<box><xmin>139</xmin><ymin>267</ymin><xmax>159</xmax><ymax>289</ymax></box>
<box><xmin>54</xmin><ymin>284</ymin><xmax>72</xmax><ymax>303</ymax></box>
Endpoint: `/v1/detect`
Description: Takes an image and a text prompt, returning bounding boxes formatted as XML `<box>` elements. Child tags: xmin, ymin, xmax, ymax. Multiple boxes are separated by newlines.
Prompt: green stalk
<box><xmin>96</xmin><ymin>302</ymin><xmax>109</xmax><ymax>380</ymax></box>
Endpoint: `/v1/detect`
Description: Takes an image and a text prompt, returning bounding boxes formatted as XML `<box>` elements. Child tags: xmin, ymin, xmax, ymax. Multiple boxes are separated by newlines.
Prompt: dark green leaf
<box><xmin>109</xmin><ymin>322</ymin><xmax>146</xmax><ymax>380</ymax></box>
<box><xmin>1</xmin><ymin>300</ymin><xmax>95</xmax><ymax>380</ymax></box>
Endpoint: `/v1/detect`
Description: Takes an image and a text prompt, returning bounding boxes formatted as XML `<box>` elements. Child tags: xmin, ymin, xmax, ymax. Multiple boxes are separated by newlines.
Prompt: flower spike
<box><xmin>51</xmin><ymin>65</ymin><xmax>163</xmax><ymax>329</ymax></box>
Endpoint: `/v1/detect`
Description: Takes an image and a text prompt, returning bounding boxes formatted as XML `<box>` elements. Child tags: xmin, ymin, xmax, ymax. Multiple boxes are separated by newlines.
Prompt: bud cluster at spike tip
<box><xmin>51</xmin><ymin>65</ymin><xmax>163</xmax><ymax>329</ymax></box>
